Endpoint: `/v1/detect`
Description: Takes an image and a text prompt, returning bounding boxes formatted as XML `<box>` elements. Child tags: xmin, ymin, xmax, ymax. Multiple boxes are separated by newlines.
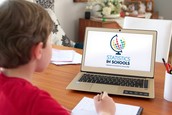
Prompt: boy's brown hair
<box><xmin>0</xmin><ymin>0</ymin><xmax>53</xmax><ymax>68</ymax></box>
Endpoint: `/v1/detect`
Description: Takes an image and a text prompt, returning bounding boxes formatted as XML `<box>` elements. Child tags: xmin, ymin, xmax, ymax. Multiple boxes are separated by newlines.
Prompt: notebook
<box><xmin>72</xmin><ymin>97</ymin><xmax>143</xmax><ymax>115</ymax></box>
<box><xmin>66</xmin><ymin>27</ymin><xmax>157</xmax><ymax>98</ymax></box>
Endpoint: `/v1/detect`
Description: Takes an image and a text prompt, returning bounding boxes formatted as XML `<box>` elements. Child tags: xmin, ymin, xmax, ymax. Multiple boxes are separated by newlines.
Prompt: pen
<box><xmin>162</xmin><ymin>58</ymin><xmax>170</xmax><ymax>73</ymax></box>
<box><xmin>167</xmin><ymin>63</ymin><xmax>172</xmax><ymax>70</ymax></box>
<box><xmin>168</xmin><ymin>63</ymin><xmax>172</xmax><ymax>74</ymax></box>
<box><xmin>99</xmin><ymin>91</ymin><xmax>106</xmax><ymax>101</ymax></box>
<box><xmin>162</xmin><ymin>58</ymin><xmax>172</xmax><ymax>74</ymax></box>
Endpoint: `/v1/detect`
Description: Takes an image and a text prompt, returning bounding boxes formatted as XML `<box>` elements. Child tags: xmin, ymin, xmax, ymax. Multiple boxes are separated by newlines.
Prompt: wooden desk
<box><xmin>32</xmin><ymin>45</ymin><xmax>172</xmax><ymax>115</ymax></box>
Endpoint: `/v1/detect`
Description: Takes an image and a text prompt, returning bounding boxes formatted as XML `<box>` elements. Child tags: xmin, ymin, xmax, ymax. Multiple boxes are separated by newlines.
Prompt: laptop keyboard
<box><xmin>78</xmin><ymin>73</ymin><xmax>148</xmax><ymax>88</ymax></box>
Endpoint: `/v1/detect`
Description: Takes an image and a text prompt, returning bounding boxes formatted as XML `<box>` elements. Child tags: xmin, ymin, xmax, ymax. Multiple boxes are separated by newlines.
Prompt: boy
<box><xmin>0</xmin><ymin>0</ymin><xmax>115</xmax><ymax>115</ymax></box>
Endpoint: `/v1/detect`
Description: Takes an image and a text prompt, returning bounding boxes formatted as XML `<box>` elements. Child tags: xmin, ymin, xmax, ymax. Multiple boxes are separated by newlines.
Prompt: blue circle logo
<box><xmin>110</xmin><ymin>34</ymin><xmax>125</xmax><ymax>55</ymax></box>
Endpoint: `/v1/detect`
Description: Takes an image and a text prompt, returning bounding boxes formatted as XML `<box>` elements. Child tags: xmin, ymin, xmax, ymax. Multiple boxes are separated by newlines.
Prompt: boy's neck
<box><xmin>2</xmin><ymin>64</ymin><xmax>35</xmax><ymax>82</ymax></box>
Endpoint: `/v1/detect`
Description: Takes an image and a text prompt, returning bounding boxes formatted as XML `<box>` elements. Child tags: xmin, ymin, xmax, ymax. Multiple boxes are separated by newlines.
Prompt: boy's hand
<box><xmin>93</xmin><ymin>92</ymin><xmax>115</xmax><ymax>115</ymax></box>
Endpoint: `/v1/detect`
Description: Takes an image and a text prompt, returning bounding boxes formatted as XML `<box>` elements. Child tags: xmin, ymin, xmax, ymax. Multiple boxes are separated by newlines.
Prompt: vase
<box><xmin>103</xmin><ymin>14</ymin><xmax>120</xmax><ymax>19</ymax></box>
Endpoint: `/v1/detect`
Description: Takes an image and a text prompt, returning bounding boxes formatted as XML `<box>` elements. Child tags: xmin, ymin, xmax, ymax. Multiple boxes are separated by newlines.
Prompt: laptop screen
<box><xmin>81</xmin><ymin>27</ymin><xmax>157</xmax><ymax>78</ymax></box>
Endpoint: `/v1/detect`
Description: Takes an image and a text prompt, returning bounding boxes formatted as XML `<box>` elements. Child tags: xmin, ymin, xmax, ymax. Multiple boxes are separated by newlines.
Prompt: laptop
<box><xmin>66</xmin><ymin>27</ymin><xmax>157</xmax><ymax>98</ymax></box>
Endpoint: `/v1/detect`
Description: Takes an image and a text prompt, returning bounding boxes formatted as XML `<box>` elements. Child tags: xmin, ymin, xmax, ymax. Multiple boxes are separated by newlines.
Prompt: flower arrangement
<box><xmin>86</xmin><ymin>0</ymin><xmax>121</xmax><ymax>18</ymax></box>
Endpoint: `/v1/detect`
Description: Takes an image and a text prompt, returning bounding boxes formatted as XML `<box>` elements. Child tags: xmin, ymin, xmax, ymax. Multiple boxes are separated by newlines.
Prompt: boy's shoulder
<box><xmin>0</xmin><ymin>73</ymin><xmax>48</xmax><ymax>103</ymax></box>
<box><xmin>0</xmin><ymin>73</ymin><xmax>51</xmax><ymax>101</ymax></box>
<box><xmin>0</xmin><ymin>73</ymin><xmax>69</xmax><ymax>114</ymax></box>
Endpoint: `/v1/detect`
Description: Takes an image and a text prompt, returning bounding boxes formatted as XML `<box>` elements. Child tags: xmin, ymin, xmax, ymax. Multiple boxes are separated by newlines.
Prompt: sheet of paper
<box><xmin>51</xmin><ymin>49</ymin><xmax>75</xmax><ymax>62</ymax></box>
<box><xmin>72</xmin><ymin>97</ymin><xmax>142</xmax><ymax>115</ymax></box>
<box><xmin>51</xmin><ymin>49</ymin><xmax>82</xmax><ymax>65</ymax></box>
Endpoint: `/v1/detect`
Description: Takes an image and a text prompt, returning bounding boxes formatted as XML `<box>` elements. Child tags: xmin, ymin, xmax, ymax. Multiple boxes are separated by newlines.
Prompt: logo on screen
<box><xmin>110</xmin><ymin>34</ymin><xmax>125</xmax><ymax>55</ymax></box>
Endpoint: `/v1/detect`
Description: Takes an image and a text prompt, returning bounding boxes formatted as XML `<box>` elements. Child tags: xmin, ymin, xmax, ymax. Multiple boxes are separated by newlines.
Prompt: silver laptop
<box><xmin>66</xmin><ymin>27</ymin><xmax>157</xmax><ymax>98</ymax></box>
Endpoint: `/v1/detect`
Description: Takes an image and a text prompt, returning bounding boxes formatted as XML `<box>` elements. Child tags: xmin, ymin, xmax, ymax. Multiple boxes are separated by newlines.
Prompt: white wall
<box><xmin>154</xmin><ymin>0</ymin><xmax>172</xmax><ymax>20</ymax></box>
<box><xmin>154</xmin><ymin>0</ymin><xmax>172</xmax><ymax>52</ymax></box>
<box><xmin>54</xmin><ymin>0</ymin><xmax>86</xmax><ymax>42</ymax></box>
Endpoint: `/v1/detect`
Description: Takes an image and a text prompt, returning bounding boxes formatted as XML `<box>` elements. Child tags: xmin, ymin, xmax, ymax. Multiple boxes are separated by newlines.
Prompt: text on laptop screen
<box><xmin>84</xmin><ymin>30</ymin><xmax>153</xmax><ymax>72</ymax></box>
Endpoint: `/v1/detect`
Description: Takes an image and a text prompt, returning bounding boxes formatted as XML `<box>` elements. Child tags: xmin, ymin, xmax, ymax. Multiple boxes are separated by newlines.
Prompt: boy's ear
<box><xmin>32</xmin><ymin>42</ymin><xmax>43</xmax><ymax>59</ymax></box>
